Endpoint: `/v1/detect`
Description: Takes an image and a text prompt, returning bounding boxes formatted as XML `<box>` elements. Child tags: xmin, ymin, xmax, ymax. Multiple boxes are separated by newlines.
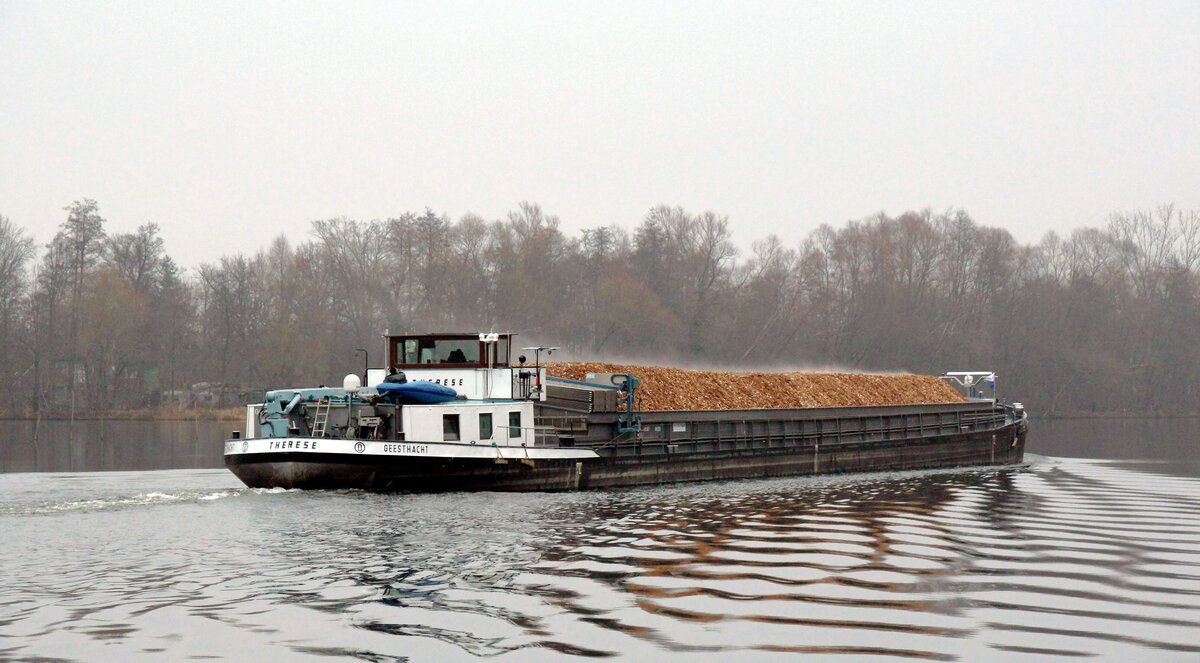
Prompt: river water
<box><xmin>1</xmin><ymin>419</ymin><xmax>1199</xmax><ymax>661</ymax></box>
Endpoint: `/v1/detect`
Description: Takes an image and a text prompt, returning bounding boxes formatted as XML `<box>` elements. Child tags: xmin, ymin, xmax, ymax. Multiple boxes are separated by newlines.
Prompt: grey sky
<box><xmin>2</xmin><ymin>1</ymin><xmax>1197</xmax><ymax>267</ymax></box>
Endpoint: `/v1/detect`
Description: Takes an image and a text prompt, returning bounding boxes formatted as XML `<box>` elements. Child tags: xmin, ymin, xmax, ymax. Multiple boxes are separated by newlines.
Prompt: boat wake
<box><xmin>0</xmin><ymin>484</ymin><xmax>298</xmax><ymax>517</ymax></box>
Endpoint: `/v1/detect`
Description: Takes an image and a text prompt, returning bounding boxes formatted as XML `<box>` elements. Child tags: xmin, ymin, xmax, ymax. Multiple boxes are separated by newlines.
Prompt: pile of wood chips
<box><xmin>544</xmin><ymin>362</ymin><xmax>965</xmax><ymax>411</ymax></box>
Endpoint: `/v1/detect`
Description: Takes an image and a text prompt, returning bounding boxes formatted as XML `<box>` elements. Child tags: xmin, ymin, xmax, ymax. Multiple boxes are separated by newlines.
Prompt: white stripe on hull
<box><xmin>224</xmin><ymin>437</ymin><xmax>599</xmax><ymax>461</ymax></box>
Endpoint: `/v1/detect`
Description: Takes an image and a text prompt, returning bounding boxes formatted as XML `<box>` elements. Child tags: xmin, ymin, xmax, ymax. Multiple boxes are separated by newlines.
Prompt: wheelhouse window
<box><xmin>390</xmin><ymin>334</ymin><xmax>510</xmax><ymax>369</ymax></box>
<box><xmin>508</xmin><ymin>411</ymin><xmax>521</xmax><ymax>438</ymax></box>
<box><xmin>402</xmin><ymin>338</ymin><xmax>480</xmax><ymax>365</ymax></box>
<box><xmin>443</xmin><ymin>414</ymin><xmax>460</xmax><ymax>441</ymax></box>
<box><xmin>479</xmin><ymin>413</ymin><xmax>493</xmax><ymax>440</ymax></box>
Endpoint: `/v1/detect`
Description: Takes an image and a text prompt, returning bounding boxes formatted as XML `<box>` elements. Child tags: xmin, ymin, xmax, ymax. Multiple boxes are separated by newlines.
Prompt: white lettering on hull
<box><xmin>267</xmin><ymin>439</ymin><xmax>318</xmax><ymax>451</ymax></box>
<box><xmin>224</xmin><ymin>437</ymin><xmax>598</xmax><ymax>461</ymax></box>
<box><xmin>382</xmin><ymin>443</ymin><xmax>429</xmax><ymax>454</ymax></box>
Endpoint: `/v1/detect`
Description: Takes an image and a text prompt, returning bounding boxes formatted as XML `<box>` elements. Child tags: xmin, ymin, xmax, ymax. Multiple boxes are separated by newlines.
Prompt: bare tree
<box><xmin>107</xmin><ymin>223</ymin><xmax>165</xmax><ymax>294</ymax></box>
<box><xmin>8</xmin><ymin>199</ymin><xmax>1200</xmax><ymax>418</ymax></box>
<box><xmin>0</xmin><ymin>216</ymin><xmax>35</xmax><ymax>413</ymax></box>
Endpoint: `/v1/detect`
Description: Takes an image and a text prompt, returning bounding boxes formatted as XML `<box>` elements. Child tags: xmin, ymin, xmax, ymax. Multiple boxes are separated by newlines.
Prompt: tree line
<box><xmin>0</xmin><ymin>200</ymin><xmax>1197</xmax><ymax>417</ymax></box>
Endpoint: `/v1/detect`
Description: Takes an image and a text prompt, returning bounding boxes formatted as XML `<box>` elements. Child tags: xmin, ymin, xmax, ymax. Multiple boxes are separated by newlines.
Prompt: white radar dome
<box><xmin>343</xmin><ymin>373</ymin><xmax>361</xmax><ymax>393</ymax></box>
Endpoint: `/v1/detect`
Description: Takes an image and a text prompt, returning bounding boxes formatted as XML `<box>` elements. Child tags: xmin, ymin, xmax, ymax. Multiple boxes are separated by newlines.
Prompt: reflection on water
<box><xmin>2</xmin><ymin>456</ymin><xmax>1200</xmax><ymax>661</ymax></box>
<box><xmin>0</xmin><ymin>419</ymin><xmax>230</xmax><ymax>473</ymax></box>
<box><xmin>3</xmin><ymin>415</ymin><xmax>1199</xmax><ymax>475</ymax></box>
<box><xmin>1030</xmin><ymin>417</ymin><xmax>1200</xmax><ymax>474</ymax></box>
<box><xmin>2</xmin><ymin>415</ymin><xmax>1198</xmax><ymax>475</ymax></box>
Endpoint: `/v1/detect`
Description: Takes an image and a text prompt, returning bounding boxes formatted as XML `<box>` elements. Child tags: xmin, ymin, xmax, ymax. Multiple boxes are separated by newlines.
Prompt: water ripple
<box><xmin>2</xmin><ymin>459</ymin><xmax>1200</xmax><ymax>660</ymax></box>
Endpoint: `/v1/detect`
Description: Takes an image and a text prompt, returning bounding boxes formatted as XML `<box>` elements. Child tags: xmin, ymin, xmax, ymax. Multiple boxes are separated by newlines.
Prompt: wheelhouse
<box><xmin>386</xmin><ymin>333</ymin><xmax>513</xmax><ymax>370</ymax></box>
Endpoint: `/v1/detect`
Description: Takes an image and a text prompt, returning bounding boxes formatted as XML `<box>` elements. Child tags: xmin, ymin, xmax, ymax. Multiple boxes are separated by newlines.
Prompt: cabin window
<box><xmin>508</xmin><ymin>411</ymin><xmax>521</xmax><ymax>438</ymax></box>
<box><xmin>492</xmin><ymin>338</ymin><xmax>510</xmax><ymax>365</ymax></box>
<box><xmin>402</xmin><ymin>338</ymin><xmax>481</xmax><ymax>365</ymax></box>
<box><xmin>402</xmin><ymin>339</ymin><xmax>418</xmax><ymax>364</ymax></box>
<box><xmin>443</xmin><ymin>414</ymin><xmax>460</xmax><ymax>441</ymax></box>
<box><xmin>479</xmin><ymin>412</ymin><xmax>493</xmax><ymax>440</ymax></box>
<box><xmin>438</xmin><ymin>339</ymin><xmax>479</xmax><ymax>364</ymax></box>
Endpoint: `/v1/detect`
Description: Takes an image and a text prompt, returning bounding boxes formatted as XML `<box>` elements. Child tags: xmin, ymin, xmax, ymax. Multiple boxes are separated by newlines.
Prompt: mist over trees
<box><xmin>2</xmin><ymin>200</ymin><xmax>1198</xmax><ymax>417</ymax></box>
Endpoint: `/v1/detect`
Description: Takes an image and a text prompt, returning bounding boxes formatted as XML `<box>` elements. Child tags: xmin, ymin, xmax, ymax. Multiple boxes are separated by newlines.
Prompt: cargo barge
<box><xmin>224</xmin><ymin>332</ymin><xmax>1027</xmax><ymax>491</ymax></box>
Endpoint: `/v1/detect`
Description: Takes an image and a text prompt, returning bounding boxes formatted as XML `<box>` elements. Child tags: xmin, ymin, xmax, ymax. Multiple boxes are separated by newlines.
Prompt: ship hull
<box><xmin>225</xmin><ymin>419</ymin><xmax>1026</xmax><ymax>492</ymax></box>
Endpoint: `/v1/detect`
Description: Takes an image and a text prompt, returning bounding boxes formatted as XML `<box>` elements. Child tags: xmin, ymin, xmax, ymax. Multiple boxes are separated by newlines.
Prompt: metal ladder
<box><xmin>311</xmin><ymin>396</ymin><xmax>332</xmax><ymax>437</ymax></box>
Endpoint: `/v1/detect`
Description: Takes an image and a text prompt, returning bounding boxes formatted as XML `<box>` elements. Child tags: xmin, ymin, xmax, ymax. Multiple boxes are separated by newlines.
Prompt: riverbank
<box><xmin>5</xmin><ymin>409</ymin><xmax>1200</xmax><ymax>423</ymax></box>
<box><xmin>2</xmin><ymin>406</ymin><xmax>243</xmax><ymax>422</ymax></box>
<box><xmin>1031</xmin><ymin>412</ymin><xmax>1200</xmax><ymax>420</ymax></box>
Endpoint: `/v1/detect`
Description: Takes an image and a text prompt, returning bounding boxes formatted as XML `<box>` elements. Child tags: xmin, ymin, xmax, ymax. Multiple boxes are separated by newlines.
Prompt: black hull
<box><xmin>226</xmin><ymin>421</ymin><xmax>1026</xmax><ymax>492</ymax></box>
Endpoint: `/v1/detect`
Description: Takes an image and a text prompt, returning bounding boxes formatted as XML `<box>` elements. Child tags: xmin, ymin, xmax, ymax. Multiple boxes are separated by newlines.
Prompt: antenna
<box><xmin>479</xmin><ymin>332</ymin><xmax>500</xmax><ymax>397</ymax></box>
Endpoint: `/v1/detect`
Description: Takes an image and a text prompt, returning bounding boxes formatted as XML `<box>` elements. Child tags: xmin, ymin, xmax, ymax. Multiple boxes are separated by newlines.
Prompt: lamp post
<box><xmin>521</xmin><ymin>346</ymin><xmax>559</xmax><ymax>400</ymax></box>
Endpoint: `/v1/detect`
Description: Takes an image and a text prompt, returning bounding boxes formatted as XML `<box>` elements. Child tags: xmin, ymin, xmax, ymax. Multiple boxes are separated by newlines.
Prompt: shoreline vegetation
<box><xmin>2</xmin><ymin>408</ymin><xmax>1198</xmax><ymax>423</ymax></box>
<box><xmin>3</xmin><ymin>406</ymin><xmax>243</xmax><ymax>422</ymax></box>
<box><xmin>2</xmin><ymin>201</ymin><xmax>1199</xmax><ymax>419</ymax></box>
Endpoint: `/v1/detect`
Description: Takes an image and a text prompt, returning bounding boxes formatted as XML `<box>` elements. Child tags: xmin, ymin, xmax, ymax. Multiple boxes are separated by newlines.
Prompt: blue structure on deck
<box><xmin>375</xmin><ymin>381</ymin><xmax>459</xmax><ymax>404</ymax></box>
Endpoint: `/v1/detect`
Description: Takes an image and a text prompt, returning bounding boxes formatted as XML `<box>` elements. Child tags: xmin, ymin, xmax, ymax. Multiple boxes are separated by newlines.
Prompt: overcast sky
<box><xmin>2</xmin><ymin>1</ymin><xmax>1198</xmax><ymax>266</ymax></box>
